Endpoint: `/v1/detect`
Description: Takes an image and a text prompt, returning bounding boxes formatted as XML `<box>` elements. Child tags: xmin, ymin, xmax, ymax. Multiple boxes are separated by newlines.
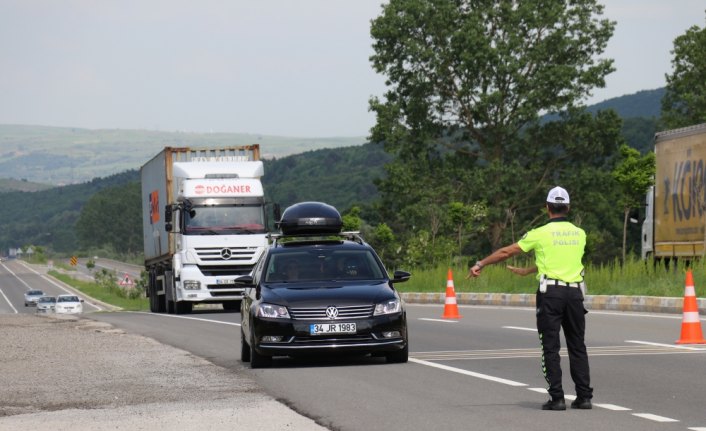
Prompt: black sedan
<box><xmin>239</xmin><ymin>238</ymin><xmax>410</xmax><ymax>368</ymax></box>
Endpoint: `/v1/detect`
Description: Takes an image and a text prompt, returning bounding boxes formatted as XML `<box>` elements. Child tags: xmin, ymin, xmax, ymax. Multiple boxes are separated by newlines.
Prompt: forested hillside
<box><xmin>1</xmin><ymin>89</ymin><xmax>666</xmax><ymax>260</ymax></box>
<box><xmin>263</xmin><ymin>143</ymin><xmax>391</xmax><ymax>211</ymax></box>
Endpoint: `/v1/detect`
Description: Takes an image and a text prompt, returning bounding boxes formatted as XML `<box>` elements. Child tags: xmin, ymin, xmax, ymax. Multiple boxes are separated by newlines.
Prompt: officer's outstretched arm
<box><xmin>467</xmin><ymin>243</ymin><xmax>524</xmax><ymax>278</ymax></box>
<box><xmin>506</xmin><ymin>265</ymin><xmax>537</xmax><ymax>276</ymax></box>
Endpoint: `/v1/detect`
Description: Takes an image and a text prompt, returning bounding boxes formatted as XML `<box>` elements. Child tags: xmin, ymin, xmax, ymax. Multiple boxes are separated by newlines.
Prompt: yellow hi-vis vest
<box><xmin>517</xmin><ymin>218</ymin><xmax>585</xmax><ymax>283</ymax></box>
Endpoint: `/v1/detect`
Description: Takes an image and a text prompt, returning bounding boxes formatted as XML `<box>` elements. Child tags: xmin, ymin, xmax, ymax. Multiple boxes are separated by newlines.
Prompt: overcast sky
<box><xmin>1</xmin><ymin>1</ymin><xmax>704</xmax><ymax>138</ymax></box>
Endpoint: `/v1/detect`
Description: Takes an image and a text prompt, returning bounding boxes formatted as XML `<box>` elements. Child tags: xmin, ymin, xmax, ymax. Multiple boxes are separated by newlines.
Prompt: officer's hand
<box><xmin>466</xmin><ymin>265</ymin><xmax>481</xmax><ymax>279</ymax></box>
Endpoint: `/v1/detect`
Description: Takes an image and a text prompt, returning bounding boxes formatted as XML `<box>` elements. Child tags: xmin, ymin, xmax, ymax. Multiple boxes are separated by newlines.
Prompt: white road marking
<box><xmin>409</xmin><ymin>358</ymin><xmax>527</xmax><ymax>387</ymax></box>
<box><xmin>133</xmin><ymin>311</ymin><xmax>241</xmax><ymax>326</ymax></box>
<box><xmin>2</xmin><ymin>263</ymin><xmax>35</xmax><ymax>290</ymax></box>
<box><xmin>0</xmin><ymin>287</ymin><xmax>18</xmax><ymax>313</ymax></box>
<box><xmin>632</xmin><ymin>413</ymin><xmax>679</xmax><ymax>423</ymax></box>
<box><xmin>688</xmin><ymin>428</ymin><xmax>706</xmax><ymax>431</ymax></box>
<box><xmin>503</xmin><ymin>326</ymin><xmax>536</xmax><ymax>332</ymax></box>
<box><xmin>418</xmin><ymin>318</ymin><xmax>459</xmax><ymax>323</ymax></box>
<box><xmin>595</xmin><ymin>404</ymin><xmax>632</xmax><ymax>411</ymax></box>
<box><xmin>626</xmin><ymin>340</ymin><xmax>706</xmax><ymax>351</ymax></box>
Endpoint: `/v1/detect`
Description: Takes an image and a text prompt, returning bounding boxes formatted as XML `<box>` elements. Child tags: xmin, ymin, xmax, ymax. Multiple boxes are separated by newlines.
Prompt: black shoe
<box><xmin>571</xmin><ymin>398</ymin><xmax>592</xmax><ymax>409</ymax></box>
<box><xmin>541</xmin><ymin>398</ymin><xmax>566</xmax><ymax>410</ymax></box>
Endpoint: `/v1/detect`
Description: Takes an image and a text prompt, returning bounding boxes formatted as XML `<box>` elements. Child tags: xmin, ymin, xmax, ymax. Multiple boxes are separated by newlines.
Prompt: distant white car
<box><xmin>36</xmin><ymin>296</ymin><xmax>56</xmax><ymax>313</ymax></box>
<box><xmin>55</xmin><ymin>294</ymin><xmax>83</xmax><ymax>314</ymax></box>
<box><xmin>24</xmin><ymin>290</ymin><xmax>45</xmax><ymax>307</ymax></box>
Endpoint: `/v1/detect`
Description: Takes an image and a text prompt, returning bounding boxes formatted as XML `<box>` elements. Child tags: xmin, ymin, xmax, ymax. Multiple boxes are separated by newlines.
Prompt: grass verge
<box><xmin>398</xmin><ymin>257</ymin><xmax>704</xmax><ymax>298</ymax></box>
<box><xmin>49</xmin><ymin>270</ymin><xmax>149</xmax><ymax>311</ymax></box>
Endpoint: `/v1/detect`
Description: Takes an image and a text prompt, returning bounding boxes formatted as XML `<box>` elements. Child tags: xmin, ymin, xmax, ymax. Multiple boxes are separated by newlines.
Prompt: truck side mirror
<box><xmin>164</xmin><ymin>205</ymin><xmax>173</xmax><ymax>232</ymax></box>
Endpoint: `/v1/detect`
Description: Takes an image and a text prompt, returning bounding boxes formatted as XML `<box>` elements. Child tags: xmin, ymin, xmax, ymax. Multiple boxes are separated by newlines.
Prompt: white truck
<box><xmin>642</xmin><ymin>123</ymin><xmax>706</xmax><ymax>260</ymax></box>
<box><xmin>141</xmin><ymin>145</ymin><xmax>272</xmax><ymax>314</ymax></box>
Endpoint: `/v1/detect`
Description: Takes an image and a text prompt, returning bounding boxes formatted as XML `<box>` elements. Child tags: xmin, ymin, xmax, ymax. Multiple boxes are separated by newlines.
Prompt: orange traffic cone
<box><xmin>442</xmin><ymin>268</ymin><xmax>462</xmax><ymax>319</ymax></box>
<box><xmin>676</xmin><ymin>270</ymin><xmax>706</xmax><ymax>344</ymax></box>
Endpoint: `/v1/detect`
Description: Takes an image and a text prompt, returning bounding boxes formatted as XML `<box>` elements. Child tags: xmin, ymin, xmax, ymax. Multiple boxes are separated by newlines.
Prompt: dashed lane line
<box><xmin>408</xmin><ymin>358</ymin><xmax>527</xmax><ymax>387</ymax></box>
<box><xmin>413</xmin><ymin>346</ymin><xmax>706</xmax><ymax>430</ymax></box>
<box><xmin>632</xmin><ymin>413</ymin><xmax>679</xmax><ymax>423</ymax></box>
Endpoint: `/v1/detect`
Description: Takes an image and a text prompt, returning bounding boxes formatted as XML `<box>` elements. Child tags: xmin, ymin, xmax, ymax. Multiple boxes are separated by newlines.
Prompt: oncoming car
<box><xmin>36</xmin><ymin>296</ymin><xmax>56</xmax><ymax>313</ymax></box>
<box><xmin>24</xmin><ymin>290</ymin><xmax>45</xmax><ymax>307</ymax></box>
<box><xmin>238</xmin><ymin>202</ymin><xmax>410</xmax><ymax>368</ymax></box>
<box><xmin>54</xmin><ymin>294</ymin><xmax>84</xmax><ymax>314</ymax></box>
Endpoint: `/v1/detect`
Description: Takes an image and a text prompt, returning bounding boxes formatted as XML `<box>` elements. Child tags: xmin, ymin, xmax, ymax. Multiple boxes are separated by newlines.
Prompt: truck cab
<box><xmin>142</xmin><ymin>146</ymin><xmax>273</xmax><ymax>314</ymax></box>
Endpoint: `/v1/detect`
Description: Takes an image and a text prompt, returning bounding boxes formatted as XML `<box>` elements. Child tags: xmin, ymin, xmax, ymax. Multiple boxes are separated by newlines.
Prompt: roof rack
<box><xmin>269</xmin><ymin>231</ymin><xmax>366</xmax><ymax>246</ymax></box>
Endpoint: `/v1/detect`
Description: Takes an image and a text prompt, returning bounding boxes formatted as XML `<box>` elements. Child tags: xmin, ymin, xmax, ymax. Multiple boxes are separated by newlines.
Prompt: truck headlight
<box><xmin>374</xmin><ymin>299</ymin><xmax>401</xmax><ymax>315</ymax></box>
<box><xmin>183</xmin><ymin>280</ymin><xmax>201</xmax><ymax>290</ymax></box>
<box><xmin>257</xmin><ymin>303</ymin><xmax>290</xmax><ymax>319</ymax></box>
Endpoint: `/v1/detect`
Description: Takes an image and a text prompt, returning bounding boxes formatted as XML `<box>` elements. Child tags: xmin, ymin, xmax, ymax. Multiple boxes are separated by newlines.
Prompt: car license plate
<box><xmin>310</xmin><ymin>323</ymin><xmax>356</xmax><ymax>335</ymax></box>
<box><xmin>216</xmin><ymin>279</ymin><xmax>235</xmax><ymax>285</ymax></box>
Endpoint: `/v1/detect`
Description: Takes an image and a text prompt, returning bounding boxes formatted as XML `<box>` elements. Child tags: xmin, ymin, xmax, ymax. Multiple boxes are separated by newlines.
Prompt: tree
<box><xmin>612</xmin><ymin>145</ymin><xmax>655</xmax><ymax>262</ymax></box>
<box><xmin>75</xmin><ymin>182</ymin><xmax>142</xmax><ymax>256</ymax></box>
<box><xmin>661</xmin><ymin>15</ymin><xmax>706</xmax><ymax>129</ymax></box>
<box><xmin>369</xmin><ymin>0</ymin><xmax>617</xmax><ymax>252</ymax></box>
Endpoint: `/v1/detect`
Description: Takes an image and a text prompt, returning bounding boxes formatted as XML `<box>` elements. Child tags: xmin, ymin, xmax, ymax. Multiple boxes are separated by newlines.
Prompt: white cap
<box><xmin>546</xmin><ymin>186</ymin><xmax>570</xmax><ymax>204</ymax></box>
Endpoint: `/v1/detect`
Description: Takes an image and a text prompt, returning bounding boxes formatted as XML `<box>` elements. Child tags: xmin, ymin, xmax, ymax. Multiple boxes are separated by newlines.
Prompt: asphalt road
<box><xmin>3</xmin><ymin>259</ymin><xmax>706</xmax><ymax>431</ymax></box>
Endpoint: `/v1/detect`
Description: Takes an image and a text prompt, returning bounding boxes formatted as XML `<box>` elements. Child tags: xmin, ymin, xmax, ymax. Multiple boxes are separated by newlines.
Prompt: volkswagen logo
<box><xmin>325</xmin><ymin>306</ymin><xmax>339</xmax><ymax>319</ymax></box>
<box><xmin>220</xmin><ymin>248</ymin><xmax>232</xmax><ymax>260</ymax></box>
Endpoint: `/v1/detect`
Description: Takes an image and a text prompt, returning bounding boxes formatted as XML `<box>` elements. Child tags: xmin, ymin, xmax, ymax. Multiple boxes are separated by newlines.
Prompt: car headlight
<box><xmin>256</xmin><ymin>303</ymin><xmax>290</xmax><ymax>319</ymax></box>
<box><xmin>374</xmin><ymin>299</ymin><xmax>401</xmax><ymax>315</ymax></box>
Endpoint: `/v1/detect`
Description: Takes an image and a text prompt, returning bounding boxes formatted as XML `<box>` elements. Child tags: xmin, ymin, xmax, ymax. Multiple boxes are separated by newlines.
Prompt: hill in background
<box><xmin>0</xmin><ymin>87</ymin><xmax>664</xmax><ymax>190</ymax></box>
<box><xmin>0</xmin><ymin>125</ymin><xmax>365</xmax><ymax>186</ymax></box>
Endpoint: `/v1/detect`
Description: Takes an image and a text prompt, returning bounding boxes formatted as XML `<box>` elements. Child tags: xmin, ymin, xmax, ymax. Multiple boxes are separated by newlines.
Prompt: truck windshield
<box><xmin>184</xmin><ymin>205</ymin><xmax>266</xmax><ymax>234</ymax></box>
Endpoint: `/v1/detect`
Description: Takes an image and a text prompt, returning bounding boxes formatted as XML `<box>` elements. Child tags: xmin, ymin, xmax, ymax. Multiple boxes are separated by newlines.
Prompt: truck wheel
<box><xmin>148</xmin><ymin>286</ymin><xmax>159</xmax><ymax>312</ymax></box>
<box><xmin>156</xmin><ymin>293</ymin><xmax>166</xmax><ymax>313</ymax></box>
<box><xmin>175</xmin><ymin>302</ymin><xmax>192</xmax><ymax>314</ymax></box>
<box><xmin>250</xmin><ymin>342</ymin><xmax>272</xmax><ymax>369</ymax></box>
<box><xmin>240</xmin><ymin>330</ymin><xmax>251</xmax><ymax>363</ymax></box>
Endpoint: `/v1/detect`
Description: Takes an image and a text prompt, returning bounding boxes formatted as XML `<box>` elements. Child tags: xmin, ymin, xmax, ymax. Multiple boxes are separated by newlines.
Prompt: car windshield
<box><xmin>39</xmin><ymin>297</ymin><xmax>55</xmax><ymax>303</ymax></box>
<box><xmin>58</xmin><ymin>296</ymin><xmax>79</xmax><ymax>303</ymax></box>
<box><xmin>264</xmin><ymin>249</ymin><xmax>385</xmax><ymax>283</ymax></box>
<box><xmin>28</xmin><ymin>290</ymin><xmax>44</xmax><ymax>296</ymax></box>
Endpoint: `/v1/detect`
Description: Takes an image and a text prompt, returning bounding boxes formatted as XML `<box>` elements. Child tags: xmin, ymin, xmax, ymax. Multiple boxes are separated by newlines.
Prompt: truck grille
<box><xmin>289</xmin><ymin>305</ymin><xmax>374</xmax><ymax>320</ymax></box>
<box><xmin>198</xmin><ymin>265</ymin><xmax>253</xmax><ymax>277</ymax></box>
<box><xmin>195</xmin><ymin>247</ymin><xmax>258</xmax><ymax>263</ymax></box>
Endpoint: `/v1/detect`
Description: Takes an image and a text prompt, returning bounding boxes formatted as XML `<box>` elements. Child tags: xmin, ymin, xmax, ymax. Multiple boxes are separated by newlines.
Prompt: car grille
<box><xmin>288</xmin><ymin>305</ymin><xmax>374</xmax><ymax>320</ymax></box>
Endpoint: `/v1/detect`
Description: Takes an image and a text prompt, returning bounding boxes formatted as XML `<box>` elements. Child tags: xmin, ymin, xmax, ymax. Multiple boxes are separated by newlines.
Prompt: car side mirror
<box><xmin>392</xmin><ymin>270</ymin><xmax>411</xmax><ymax>283</ymax></box>
<box><xmin>234</xmin><ymin>275</ymin><xmax>253</xmax><ymax>285</ymax></box>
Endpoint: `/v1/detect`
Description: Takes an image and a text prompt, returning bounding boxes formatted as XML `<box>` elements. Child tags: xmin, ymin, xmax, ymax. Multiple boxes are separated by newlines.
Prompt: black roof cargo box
<box><xmin>278</xmin><ymin>202</ymin><xmax>343</xmax><ymax>235</ymax></box>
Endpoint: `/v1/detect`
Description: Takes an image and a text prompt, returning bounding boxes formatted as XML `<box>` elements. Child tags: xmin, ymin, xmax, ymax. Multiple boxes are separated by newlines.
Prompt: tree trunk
<box><xmin>622</xmin><ymin>206</ymin><xmax>629</xmax><ymax>263</ymax></box>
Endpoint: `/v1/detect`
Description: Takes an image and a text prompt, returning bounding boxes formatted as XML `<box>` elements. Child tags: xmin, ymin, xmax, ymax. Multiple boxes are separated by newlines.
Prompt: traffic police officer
<box><xmin>467</xmin><ymin>186</ymin><xmax>593</xmax><ymax>411</ymax></box>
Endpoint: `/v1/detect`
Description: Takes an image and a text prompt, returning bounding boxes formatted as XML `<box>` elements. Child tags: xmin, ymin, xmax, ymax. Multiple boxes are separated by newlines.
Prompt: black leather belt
<box><xmin>546</xmin><ymin>278</ymin><xmax>585</xmax><ymax>289</ymax></box>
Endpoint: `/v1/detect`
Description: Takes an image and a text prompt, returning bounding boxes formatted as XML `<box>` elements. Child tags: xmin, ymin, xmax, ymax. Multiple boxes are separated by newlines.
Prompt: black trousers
<box><xmin>536</xmin><ymin>285</ymin><xmax>593</xmax><ymax>401</ymax></box>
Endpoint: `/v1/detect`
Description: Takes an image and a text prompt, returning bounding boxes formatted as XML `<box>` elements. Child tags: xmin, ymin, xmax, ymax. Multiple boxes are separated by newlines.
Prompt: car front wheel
<box><xmin>249</xmin><ymin>341</ymin><xmax>272</xmax><ymax>369</ymax></box>
<box><xmin>386</xmin><ymin>343</ymin><xmax>409</xmax><ymax>364</ymax></box>
<box><xmin>240</xmin><ymin>330</ymin><xmax>251</xmax><ymax>363</ymax></box>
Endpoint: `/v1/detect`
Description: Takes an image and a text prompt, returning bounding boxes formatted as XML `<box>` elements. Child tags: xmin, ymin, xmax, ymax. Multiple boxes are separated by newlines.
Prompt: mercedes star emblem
<box><xmin>220</xmin><ymin>248</ymin><xmax>232</xmax><ymax>260</ymax></box>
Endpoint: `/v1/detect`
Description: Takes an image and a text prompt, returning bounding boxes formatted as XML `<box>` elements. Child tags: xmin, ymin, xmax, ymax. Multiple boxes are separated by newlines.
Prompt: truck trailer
<box><xmin>642</xmin><ymin>123</ymin><xmax>706</xmax><ymax>260</ymax></box>
<box><xmin>141</xmin><ymin>145</ymin><xmax>271</xmax><ymax>314</ymax></box>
